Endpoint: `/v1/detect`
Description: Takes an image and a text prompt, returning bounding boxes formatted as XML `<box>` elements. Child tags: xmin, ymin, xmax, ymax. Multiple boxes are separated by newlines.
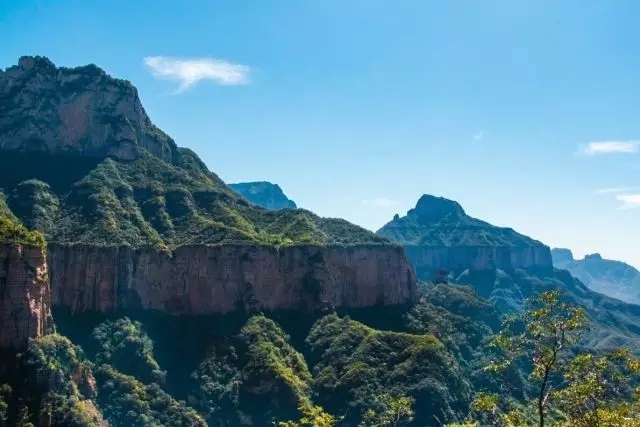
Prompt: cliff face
<box><xmin>48</xmin><ymin>244</ymin><xmax>416</xmax><ymax>315</ymax></box>
<box><xmin>404</xmin><ymin>245</ymin><xmax>553</xmax><ymax>279</ymax></box>
<box><xmin>0</xmin><ymin>244</ymin><xmax>51</xmax><ymax>348</ymax></box>
<box><xmin>0</xmin><ymin>56</ymin><xmax>177</xmax><ymax>162</ymax></box>
<box><xmin>377</xmin><ymin>195</ymin><xmax>553</xmax><ymax>279</ymax></box>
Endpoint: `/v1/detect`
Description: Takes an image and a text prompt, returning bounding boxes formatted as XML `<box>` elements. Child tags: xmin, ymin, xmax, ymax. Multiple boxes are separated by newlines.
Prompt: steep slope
<box><xmin>377</xmin><ymin>194</ymin><xmax>552</xmax><ymax>279</ymax></box>
<box><xmin>229</xmin><ymin>181</ymin><xmax>297</xmax><ymax>210</ymax></box>
<box><xmin>552</xmin><ymin>248</ymin><xmax>640</xmax><ymax>304</ymax></box>
<box><xmin>0</xmin><ymin>56</ymin><xmax>416</xmax><ymax>314</ymax></box>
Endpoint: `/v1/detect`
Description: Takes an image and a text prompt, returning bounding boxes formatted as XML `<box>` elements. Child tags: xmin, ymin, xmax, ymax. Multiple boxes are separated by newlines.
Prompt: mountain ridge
<box><xmin>552</xmin><ymin>247</ymin><xmax>640</xmax><ymax>304</ymax></box>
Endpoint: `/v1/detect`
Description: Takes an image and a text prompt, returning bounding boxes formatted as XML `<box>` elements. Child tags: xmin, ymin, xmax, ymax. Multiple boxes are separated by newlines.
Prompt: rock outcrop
<box><xmin>377</xmin><ymin>195</ymin><xmax>553</xmax><ymax>280</ymax></box>
<box><xmin>48</xmin><ymin>243</ymin><xmax>416</xmax><ymax>315</ymax></box>
<box><xmin>0</xmin><ymin>56</ymin><xmax>177</xmax><ymax>162</ymax></box>
<box><xmin>229</xmin><ymin>181</ymin><xmax>298</xmax><ymax>210</ymax></box>
<box><xmin>0</xmin><ymin>244</ymin><xmax>51</xmax><ymax>348</ymax></box>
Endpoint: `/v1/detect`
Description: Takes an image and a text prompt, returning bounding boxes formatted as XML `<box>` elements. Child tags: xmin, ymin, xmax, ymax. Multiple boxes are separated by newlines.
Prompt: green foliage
<box><xmin>20</xmin><ymin>334</ymin><xmax>104</xmax><ymax>426</ymax></box>
<box><xmin>94</xmin><ymin>364</ymin><xmax>205</xmax><ymax>426</ymax></box>
<box><xmin>358</xmin><ymin>394</ymin><xmax>415</xmax><ymax>427</ymax></box>
<box><xmin>307</xmin><ymin>313</ymin><xmax>472</xmax><ymax>425</ymax></box>
<box><xmin>0</xmin><ymin>151</ymin><xmax>388</xmax><ymax>248</ymax></box>
<box><xmin>0</xmin><ymin>195</ymin><xmax>46</xmax><ymax>248</ymax></box>
<box><xmin>485</xmin><ymin>290</ymin><xmax>588</xmax><ymax>426</ymax></box>
<box><xmin>237</xmin><ymin>315</ymin><xmax>314</xmax><ymax>423</ymax></box>
<box><xmin>277</xmin><ymin>403</ymin><xmax>340</xmax><ymax>427</ymax></box>
<box><xmin>89</xmin><ymin>318</ymin><xmax>165</xmax><ymax>384</ymax></box>
<box><xmin>554</xmin><ymin>348</ymin><xmax>640</xmax><ymax>426</ymax></box>
<box><xmin>188</xmin><ymin>346</ymin><xmax>241</xmax><ymax>425</ymax></box>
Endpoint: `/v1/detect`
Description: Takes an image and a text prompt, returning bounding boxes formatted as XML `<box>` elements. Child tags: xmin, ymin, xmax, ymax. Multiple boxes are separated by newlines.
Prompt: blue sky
<box><xmin>2</xmin><ymin>0</ymin><xmax>640</xmax><ymax>268</ymax></box>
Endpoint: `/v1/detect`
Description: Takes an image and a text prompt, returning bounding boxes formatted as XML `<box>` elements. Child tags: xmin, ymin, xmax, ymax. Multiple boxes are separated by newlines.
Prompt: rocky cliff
<box><xmin>229</xmin><ymin>181</ymin><xmax>298</xmax><ymax>210</ymax></box>
<box><xmin>0</xmin><ymin>244</ymin><xmax>51</xmax><ymax>348</ymax></box>
<box><xmin>0</xmin><ymin>56</ymin><xmax>177</xmax><ymax>163</ymax></box>
<box><xmin>377</xmin><ymin>195</ymin><xmax>553</xmax><ymax>279</ymax></box>
<box><xmin>48</xmin><ymin>243</ymin><xmax>416</xmax><ymax>314</ymax></box>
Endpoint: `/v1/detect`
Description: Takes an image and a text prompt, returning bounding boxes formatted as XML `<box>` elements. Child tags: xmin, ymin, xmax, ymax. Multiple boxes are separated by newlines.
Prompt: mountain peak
<box><xmin>409</xmin><ymin>194</ymin><xmax>466</xmax><ymax>222</ymax></box>
<box><xmin>0</xmin><ymin>56</ymin><xmax>177</xmax><ymax>163</ymax></box>
<box><xmin>229</xmin><ymin>181</ymin><xmax>297</xmax><ymax>210</ymax></box>
<box><xmin>584</xmin><ymin>253</ymin><xmax>603</xmax><ymax>261</ymax></box>
<box><xmin>551</xmin><ymin>248</ymin><xmax>574</xmax><ymax>263</ymax></box>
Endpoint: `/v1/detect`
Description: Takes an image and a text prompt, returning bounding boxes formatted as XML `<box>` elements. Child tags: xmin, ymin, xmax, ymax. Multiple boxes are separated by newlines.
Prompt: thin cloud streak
<box><xmin>615</xmin><ymin>194</ymin><xmax>640</xmax><ymax>210</ymax></box>
<box><xmin>596</xmin><ymin>187</ymin><xmax>636</xmax><ymax>194</ymax></box>
<box><xmin>581</xmin><ymin>140</ymin><xmax>640</xmax><ymax>155</ymax></box>
<box><xmin>361</xmin><ymin>197</ymin><xmax>400</xmax><ymax>207</ymax></box>
<box><xmin>144</xmin><ymin>56</ymin><xmax>250</xmax><ymax>93</ymax></box>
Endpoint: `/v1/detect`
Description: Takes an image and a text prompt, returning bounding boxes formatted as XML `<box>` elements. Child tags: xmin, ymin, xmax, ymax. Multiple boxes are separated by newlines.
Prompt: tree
<box><xmin>277</xmin><ymin>403</ymin><xmax>339</xmax><ymax>427</ymax></box>
<box><xmin>358</xmin><ymin>394</ymin><xmax>415</xmax><ymax>427</ymax></box>
<box><xmin>484</xmin><ymin>290</ymin><xmax>588</xmax><ymax>427</ymax></box>
<box><xmin>554</xmin><ymin>348</ymin><xmax>640</xmax><ymax>427</ymax></box>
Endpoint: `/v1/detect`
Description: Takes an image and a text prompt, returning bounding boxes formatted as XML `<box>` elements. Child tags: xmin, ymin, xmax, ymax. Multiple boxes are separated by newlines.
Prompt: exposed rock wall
<box><xmin>403</xmin><ymin>245</ymin><xmax>553</xmax><ymax>280</ymax></box>
<box><xmin>48</xmin><ymin>244</ymin><xmax>417</xmax><ymax>315</ymax></box>
<box><xmin>0</xmin><ymin>244</ymin><xmax>51</xmax><ymax>348</ymax></box>
<box><xmin>0</xmin><ymin>56</ymin><xmax>176</xmax><ymax>162</ymax></box>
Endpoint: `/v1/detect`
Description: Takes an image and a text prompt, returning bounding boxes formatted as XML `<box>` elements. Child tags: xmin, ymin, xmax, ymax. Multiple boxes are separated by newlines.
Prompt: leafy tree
<box><xmin>277</xmin><ymin>403</ymin><xmax>339</xmax><ymax>427</ymax></box>
<box><xmin>554</xmin><ymin>348</ymin><xmax>640</xmax><ymax>426</ymax></box>
<box><xmin>358</xmin><ymin>394</ymin><xmax>415</xmax><ymax>427</ymax></box>
<box><xmin>484</xmin><ymin>290</ymin><xmax>588</xmax><ymax>427</ymax></box>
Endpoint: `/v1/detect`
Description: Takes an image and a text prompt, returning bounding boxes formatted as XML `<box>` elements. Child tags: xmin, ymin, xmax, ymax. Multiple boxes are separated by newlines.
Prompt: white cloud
<box><xmin>596</xmin><ymin>187</ymin><xmax>635</xmax><ymax>194</ymax></box>
<box><xmin>143</xmin><ymin>56</ymin><xmax>250</xmax><ymax>93</ymax></box>
<box><xmin>361</xmin><ymin>197</ymin><xmax>400</xmax><ymax>207</ymax></box>
<box><xmin>581</xmin><ymin>140</ymin><xmax>640</xmax><ymax>155</ymax></box>
<box><xmin>473</xmin><ymin>130</ymin><xmax>484</xmax><ymax>141</ymax></box>
<box><xmin>615</xmin><ymin>194</ymin><xmax>640</xmax><ymax>210</ymax></box>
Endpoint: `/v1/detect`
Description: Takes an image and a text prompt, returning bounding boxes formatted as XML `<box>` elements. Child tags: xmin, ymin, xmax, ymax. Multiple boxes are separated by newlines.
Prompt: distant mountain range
<box><xmin>552</xmin><ymin>248</ymin><xmax>640</xmax><ymax>304</ymax></box>
<box><xmin>229</xmin><ymin>181</ymin><xmax>297</xmax><ymax>210</ymax></box>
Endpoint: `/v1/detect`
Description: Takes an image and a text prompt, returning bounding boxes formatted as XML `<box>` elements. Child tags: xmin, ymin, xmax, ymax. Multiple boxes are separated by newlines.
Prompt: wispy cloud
<box><xmin>580</xmin><ymin>140</ymin><xmax>640</xmax><ymax>156</ymax></box>
<box><xmin>596</xmin><ymin>187</ymin><xmax>636</xmax><ymax>194</ymax></box>
<box><xmin>143</xmin><ymin>56</ymin><xmax>250</xmax><ymax>93</ymax></box>
<box><xmin>615</xmin><ymin>194</ymin><xmax>640</xmax><ymax>210</ymax></box>
<box><xmin>362</xmin><ymin>197</ymin><xmax>400</xmax><ymax>207</ymax></box>
<box><xmin>473</xmin><ymin>130</ymin><xmax>484</xmax><ymax>141</ymax></box>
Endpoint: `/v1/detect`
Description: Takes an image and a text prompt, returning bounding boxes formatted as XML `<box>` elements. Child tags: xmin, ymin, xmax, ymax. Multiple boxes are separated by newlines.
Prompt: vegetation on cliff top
<box><xmin>0</xmin><ymin>191</ymin><xmax>46</xmax><ymax>248</ymax></box>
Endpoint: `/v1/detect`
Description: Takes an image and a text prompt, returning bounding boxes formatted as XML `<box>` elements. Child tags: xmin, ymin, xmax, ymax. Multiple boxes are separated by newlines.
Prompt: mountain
<box><xmin>0</xmin><ymin>56</ymin><xmax>415</xmax><ymax>317</ymax></box>
<box><xmin>377</xmin><ymin>194</ymin><xmax>552</xmax><ymax>279</ymax></box>
<box><xmin>378</xmin><ymin>194</ymin><xmax>640</xmax><ymax>351</ymax></box>
<box><xmin>229</xmin><ymin>181</ymin><xmax>297</xmax><ymax>210</ymax></box>
<box><xmin>552</xmin><ymin>248</ymin><xmax>640</xmax><ymax>304</ymax></box>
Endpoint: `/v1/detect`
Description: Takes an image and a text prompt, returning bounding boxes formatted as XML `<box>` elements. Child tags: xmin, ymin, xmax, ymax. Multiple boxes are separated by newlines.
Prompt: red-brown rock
<box><xmin>0</xmin><ymin>244</ymin><xmax>51</xmax><ymax>349</ymax></box>
<box><xmin>48</xmin><ymin>243</ymin><xmax>417</xmax><ymax>315</ymax></box>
